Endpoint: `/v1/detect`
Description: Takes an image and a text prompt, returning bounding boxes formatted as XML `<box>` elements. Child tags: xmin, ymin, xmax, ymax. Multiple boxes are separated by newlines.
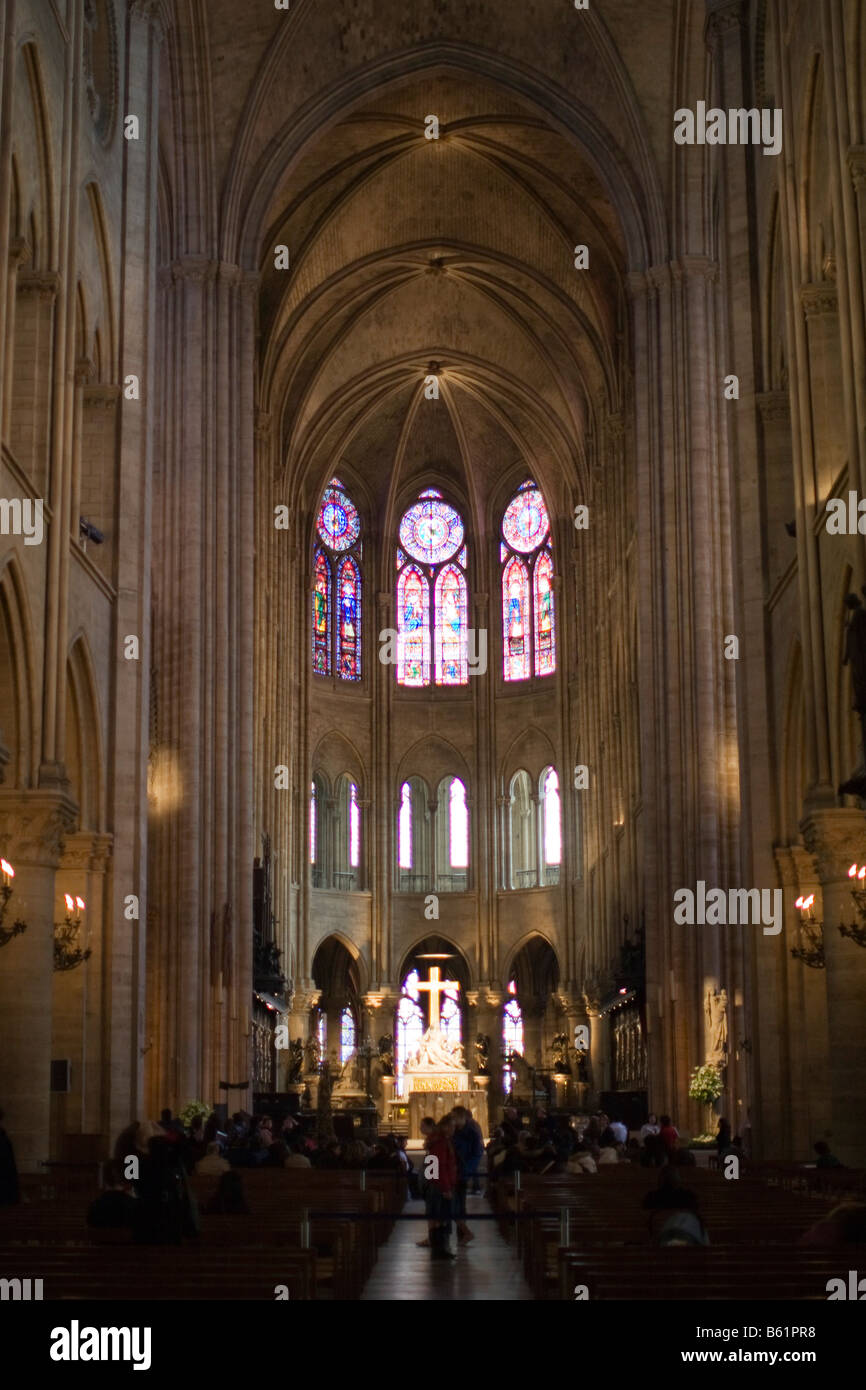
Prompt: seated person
<box><xmin>204</xmin><ymin>1170</ymin><xmax>249</xmax><ymax>1214</ymax></box>
<box><xmin>195</xmin><ymin>1141</ymin><xmax>229</xmax><ymax>1176</ymax></box>
<box><xmin>799</xmin><ymin>1202</ymin><xmax>866</xmax><ymax>1247</ymax></box>
<box><xmin>283</xmin><ymin>1140</ymin><xmax>312</xmax><ymax>1169</ymax></box>
<box><xmin>87</xmin><ymin>1162</ymin><xmax>136</xmax><ymax>1229</ymax></box>
<box><xmin>566</xmin><ymin>1142</ymin><xmax>597</xmax><ymax>1175</ymax></box>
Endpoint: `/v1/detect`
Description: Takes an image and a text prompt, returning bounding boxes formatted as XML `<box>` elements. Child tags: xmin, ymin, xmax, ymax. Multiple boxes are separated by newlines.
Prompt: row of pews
<box><xmin>488</xmin><ymin>1164</ymin><xmax>863</xmax><ymax>1300</ymax></box>
<box><xmin>0</xmin><ymin>1166</ymin><xmax>406</xmax><ymax>1300</ymax></box>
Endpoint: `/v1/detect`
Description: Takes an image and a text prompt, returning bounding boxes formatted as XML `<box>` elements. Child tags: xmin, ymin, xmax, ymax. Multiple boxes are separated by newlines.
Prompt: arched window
<box><xmin>396</xmin><ymin>970</ymin><xmax>425</xmax><ymax>1097</ymax></box>
<box><xmin>397</xmin><ymin>565</ymin><xmax>429</xmax><ymax>686</ymax></box>
<box><xmin>312</xmin><ymin>479</ymin><xmax>362</xmax><ymax>680</ymax></box>
<box><xmin>332</xmin><ymin>774</ymin><xmax>361</xmax><ymax>890</ymax></box>
<box><xmin>440</xmin><ymin>981</ymin><xmax>462</xmax><ymax>1053</ymax></box>
<box><xmin>396</xmin><ymin>490</ymin><xmax>468</xmax><ymax>686</ymax></box>
<box><xmin>509</xmin><ymin>769</ymin><xmax>537</xmax><ymax>888</ymax></box>
<box><xmin>340</xmin><ymin>1006</ymin><xmax>356</xmax><ymax>1063</ymax></box>
<box><xmin>310</xmin><ymin>776</ymin><xmax>326</xmax><ymax>887</ymax></box>
<box><xmin>501</xmin><ymin>480</ymin><xmax>555</xmax><ymax>680</ymax></box>
<box><xmin>398</xmin><ymin>777</ymin><xmax>430</xmax><ymax>890</ymax></box>
<box><xmin>502</xmin><ymin>979</ymin><xmax>524</xmax><ymax>1095</ymax></box>
<box><xmin>434</xmin><ymin>775</ymin><xmax>469</xmax><ymax>891</ymax></box>
<box><xmin>316</xmin><ymin>1010</ymin><xmax>327</xmax><ymax>1054</ymax></box>
<box><xmin>541</xmin><ymin>766</ymin><xmax>561</xmax><ymax>885</ymax></box>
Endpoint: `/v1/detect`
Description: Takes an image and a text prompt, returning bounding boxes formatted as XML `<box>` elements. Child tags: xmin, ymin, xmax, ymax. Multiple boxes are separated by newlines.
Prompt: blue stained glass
<box><xmin>502</xmin><ymin>486</ymin><xmax>549</xmax><ymax>554</ymax></box>
<box><xmin>400</xmin><ymin>497</ymin><xmax>464</xmax><ymax>565</ymax></box>
<box><xmin>317</xmin><ymin>484</ymin><xmax>360</xmax><ymax>552</ymax></box>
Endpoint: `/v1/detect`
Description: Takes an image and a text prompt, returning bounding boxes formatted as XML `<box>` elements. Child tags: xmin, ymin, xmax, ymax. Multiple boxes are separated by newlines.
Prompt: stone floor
<box><xmin>360</xmin><ymin>1194</ymin><xmax>533</xmax><ymax>1301</ymax></box>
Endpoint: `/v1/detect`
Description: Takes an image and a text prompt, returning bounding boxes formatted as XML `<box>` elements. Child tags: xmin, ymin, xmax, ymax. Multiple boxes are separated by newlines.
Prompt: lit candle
<box><xmin>64</xmin><ymin>893</ymin><xmax>74</xmax><ymax>912</ymax></box>
<box><xmin>0</xmin><ymin>858</ymin><xmax>14</xmax><ymax>885</ymax></box>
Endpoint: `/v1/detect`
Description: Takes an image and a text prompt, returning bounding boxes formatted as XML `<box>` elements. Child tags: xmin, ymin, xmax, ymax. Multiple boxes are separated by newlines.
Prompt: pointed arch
<box><xmin>533</xmin><ymin>548</ymin><xmax>555</xmax><ymax>676</ymax></box>
<box><xmin>397</xmin><ymin>563</ymin><xmax>429</xmax><ymax>686</ymax></box>
<box><xmin>434</xmin><ymin>563</ymin><xmax>468</xmax><ymax>684</ymax></box>
<box><xmin>502</xmin><ymin>555</ymin><xmax>530</xmax><ymax>681</ymax></box>
<box><xmin>336</xmin><ymin>554</ymin><xmax>361</xmax><ymax>680</ymax></box>
<box><xmin>66</xmin><ymin>632</ymin><xmax>105</xmax><ymax>830</ymax></box>
<box><xmin>0</xmin><ymin>554</ymin><xmax>37</xmax><ymax>788</ymax></box>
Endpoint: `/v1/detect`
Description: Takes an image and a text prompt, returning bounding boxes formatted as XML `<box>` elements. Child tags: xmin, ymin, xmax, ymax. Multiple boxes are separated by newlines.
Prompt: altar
<box><xmin>395</xmin><ymin>965</ymin><xmax>490</xmax><ymax>1137</ymax></box>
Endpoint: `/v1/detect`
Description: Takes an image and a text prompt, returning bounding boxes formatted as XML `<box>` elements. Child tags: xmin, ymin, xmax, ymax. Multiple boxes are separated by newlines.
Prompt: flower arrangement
<box><xmin>688</xmin><ymin>1062</ymin><xmax>723</xmax><ymax>1105</ymax></box>
<box><xmin>178</xmin><ymin>1099</ymin><xmax>212</xmax><ymax>1130</ymax></box>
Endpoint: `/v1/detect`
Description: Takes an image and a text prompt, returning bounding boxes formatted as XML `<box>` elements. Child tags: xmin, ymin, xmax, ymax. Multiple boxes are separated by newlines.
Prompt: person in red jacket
<box><xmin>426</xmin><ymin>1114</ymin><xmax>458</xmax><ymax>1261</ymax></box>
<box><xmin>658</xmin><ymin>1114</ymin><xmax>679</xmax><ymax>1156</ymax></box>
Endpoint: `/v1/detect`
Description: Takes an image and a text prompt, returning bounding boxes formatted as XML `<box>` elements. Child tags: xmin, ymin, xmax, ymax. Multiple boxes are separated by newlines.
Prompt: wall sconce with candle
<box><xmin>790</xmin><ymin>893</ymin><xmax>825</xmax><ymax>969</ymax></box>
<box><xmin>839</xmin><ymin>863</ymin><xmax>866</xmax><ymax>948</ymax></box>
<box><xmin>54</xmin><ymin>893</ymin><xmax>91</xmax><ymax>972</ymax></box>
<box><xmin>0</xmin><ymin>858</ymin><xmax>28</xmax><ymax>948</ymax></box>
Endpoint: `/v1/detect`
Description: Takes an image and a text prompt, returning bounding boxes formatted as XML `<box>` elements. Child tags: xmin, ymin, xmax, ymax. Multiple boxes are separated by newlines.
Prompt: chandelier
<box><xmin>54</xmin><ymin>894</ymin><xmax>92</xmax><ymax>972</ymax></box>
<box><xmin>0</xmin><ymin>858</ymin><xmax>28</xmax><ymax>949</ymax></box>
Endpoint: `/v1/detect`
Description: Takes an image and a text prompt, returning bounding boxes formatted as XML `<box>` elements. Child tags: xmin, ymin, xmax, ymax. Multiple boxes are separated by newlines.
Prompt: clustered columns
<box><xmin>801</xmin><ymin>809</ymin><xmax>866</xmax><ymax>1165</ymax></box>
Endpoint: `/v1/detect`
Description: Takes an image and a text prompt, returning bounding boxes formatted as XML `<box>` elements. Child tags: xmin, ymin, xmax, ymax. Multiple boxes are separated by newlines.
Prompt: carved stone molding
<box><xmin>756</xmin><ymin>390</ymin><xmax>790</xmax><ymax>423</ymax></box>
<box><xmin>774</xmin><ymin>844</ymin><xmax>816</xmax><ymax>888</ymax></box>
<box><xmin>0</xmin><ymin>790</ymin><xmax>78</xmax><ymax>868</ymax></box>
<box><xmin>9</xmin><ymin>236</ymin><xmax>30</xmax><ymax>271</ymax></box>
<box><xmin>679</xmin><ymin>253</ymin><xmax>719</xmax><ymax>284</ymax></box>
<box><xmin>170</xmin><ymin>256</ymin><xmax>217</xmax><ymax>286</ymax></box>
<box><xmin>17</xmin><ymin>271</ymin><xmax>60</xmax><ymax>302</ymax></box>
<box><xmin>291</xmin><ymin>989</ymin><xmax>321</xmax><ymax>1015</ymax></box>
<box><xmin>847</xmin><ymin>146</ymin><xmax>866</xmax><ymax>195</ymax></box>
<box><xmin>83</xmin><ymin>384</ymin><xmax>121</xmax><ymax>410</ymax></box>
<box><xmin>800</xmin><ymin>282</ymin><xmax>838</xmax><ymax>319</ymax></box>
<box><xmin>705</xmin><ymin>0</ymin><xmax>745</xmax><ymax>49</ymax></box>
<box><xmin>60</xmin><ymin>831</ymin><xmax>113</xmax><ymax>874</ymax></box>
<box><xmin>801</xmin><ymin>808</ymin><xmax>866</xmax><ymax>883</ymax></box>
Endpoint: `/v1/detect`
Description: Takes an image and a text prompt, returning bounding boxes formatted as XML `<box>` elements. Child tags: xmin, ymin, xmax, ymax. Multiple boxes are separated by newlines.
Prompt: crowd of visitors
<box><xmin>417</xmin><ymin>1105</ymin><xmax>484</xmax><ymax>1260</ymax></box>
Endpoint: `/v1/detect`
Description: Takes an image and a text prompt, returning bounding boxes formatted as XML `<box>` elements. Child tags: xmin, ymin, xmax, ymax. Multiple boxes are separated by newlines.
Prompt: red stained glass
<box><xmin>312</xmin><ymin>549</ymin><xmax>331</xmax><ymax>675</ymax></box>
<box><xmin>502</xmin><ymin>555</ymin><xmax>530</xmax><ymax>681</ymax></box>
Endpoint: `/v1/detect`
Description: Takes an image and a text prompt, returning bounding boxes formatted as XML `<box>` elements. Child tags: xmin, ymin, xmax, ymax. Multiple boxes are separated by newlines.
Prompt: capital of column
<box><xmin>8</xmin><ymin>236</ymin><xmax>30</xmax><ymax>271</ymax></box>
<box><xmin>801</xmin><ymin>808</ymin><xmax>866</xmax><ymax>883</ymax></box>
<box><xmin>170</xmin><ymin>256</ymin><xmax>217</xmax><ymax>286</ymax></box>
<box><xmin>363</xmin><ymin>990</ymin><xmax>398</xmax><ymax>1014</ymax></box>
<box><xmin>60</xmin><ymin>830</ymin><xmax>113</xmax><ymax>874</ymax></box>
<box><xmin>0</xmin><ymin>790</ymin><xmax>78</xmax><ymax>869</ymax></box>
<box><xmin>83</xmin><ymin>384</ymin><xmax>121</xmax><ymax>410</ymax></box>
<box><xmin>847</xmin><ymin>146</ymin><xmax>866</xmax><ymax>195</ymax></box>
<box><xmin>476</xmin><ymin>984</ymin><xmax>504</xmax><ymax>1010</ymax></box>
<box><xmin>773</xmin><ymin>843</ymin><xmax>816</xmax><ymax>888</ymax></box>
<box><xmin>17</xmin><ymin>270</ymin><xmax>60</xmax><ymax>302</ymax></box>
<box><xmin>800</xmin><ymin>282</ymin><xmax>838</xmax><ymax>319</ymax></box>
<box><xmin>291</xmin><ymin>989</ymin><xmax>321</xmax><ymax>1015</ymax></box>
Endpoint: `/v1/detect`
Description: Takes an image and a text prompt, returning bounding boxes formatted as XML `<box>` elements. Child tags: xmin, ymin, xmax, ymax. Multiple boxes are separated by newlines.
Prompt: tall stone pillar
<box><xmin>0</xmin><ymin>791</ymin><xmax>77</xmax><ymax>1172</ymax></box>
<box><xmin>802</xmin><ymin>808</ymin><xmax>866</xmax><ymax>1164</ymax></box>
<box><xmin>473</xmin><ymin>988</ymin><xmax>503</xmax><ymax>1122</ymax></box>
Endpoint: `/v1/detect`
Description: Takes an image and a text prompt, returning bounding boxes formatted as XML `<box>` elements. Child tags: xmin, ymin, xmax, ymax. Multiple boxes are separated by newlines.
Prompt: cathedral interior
<box><xmin>1</xmin><ymin>0</ymin><xmax>866</xmax><ymax>1201</ymax></box>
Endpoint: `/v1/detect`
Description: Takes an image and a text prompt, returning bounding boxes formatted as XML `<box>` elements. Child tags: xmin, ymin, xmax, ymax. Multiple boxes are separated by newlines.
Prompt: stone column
<box><xmin>0</xmin><ymin>791</ymin><xmax>77</xmax><ymax>1172</ymax></box>
<box><xmin>473</xmin><ymin>987</ymin><xmax>503</xmax><ymax>1122</ymax></box>
<box><xmin>802</xmin><ymin>808</ymin><xmax>866</xmax><ymax>1163</ymax></box>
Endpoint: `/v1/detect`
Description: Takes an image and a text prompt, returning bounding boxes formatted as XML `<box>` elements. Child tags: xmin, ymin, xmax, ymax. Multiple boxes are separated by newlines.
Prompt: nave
<box><xmin>360</xmin><ymin>1193</ymin><xmax>531</xmax><ymax>1302</ymax></box>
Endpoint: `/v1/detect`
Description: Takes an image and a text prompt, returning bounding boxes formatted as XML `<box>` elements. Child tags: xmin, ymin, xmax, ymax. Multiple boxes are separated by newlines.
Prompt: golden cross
<box><xmin>416</xmin><ymin>966</ymin><xmax>456</xmax><ymax>1024</ymax></box>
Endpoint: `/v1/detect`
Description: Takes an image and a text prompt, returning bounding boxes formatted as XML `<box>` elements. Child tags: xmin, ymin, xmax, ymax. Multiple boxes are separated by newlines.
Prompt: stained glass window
<box><xmin>317</xmin><ymin>482</ymin><xmax>360</xmax><ymax>552</ymax></box>
<box><xmin>435</xmin><ymin>565</ymin><xmax>468</xmax><ymax>684</ymax></box>
<box><xmin>396</xmin><ymin>970</ymin><xmax>424</xmax><ymax>1097</ymax></box>
<box><xmin>503</xmin><ymin>982</ymin><xmax>524</xmax><ymax>1095</ymax></box>
<box><xmin>340</xmin><ymin>1007</ymin><xmax>356</xmax><ymax>1063</ymax></box>
<box><xmin>396</xmin><ymin>492</ymin><xmax>469</xmax><ymax>687</ymax></box>
<box><xmin>337</xmin><ymin>556</ymin><xmax>361</xmax><ymax>680</ymax></box>
<box><xmin>543</xmin><ymin>767</ymin><xmax>561</xmax><ymax>866</ymax></box>
<box><xmin>400</xmin><ymin>497</ymin><xmax>464</xmax><ymax>565</ymax></box>
<box><xmin>397</xmin><ymin>564</ymin><xmax>430</xmax><ymax>686</ymax></box>
<box><xmin>440</xmin><ymin>983</ymin><xmax>462</xmax><ymax>1052</ymax></box>
<box><xmin>399</xmin><ymin>782</ymin><xmax>413</xmax><ymax>868</ymax></box>
<box><xmin>449</xmin><ymin>777</ymin><xmax>468</xmax><ymax>868</ymax></box>
<box><xmin>312</xmin><ymin>550</ymin><xmax>331</xmax><ymax>675</ymax></box>
<box><xmin>534</xmin><ymin>551</ymin><xmax>555</xmax><ymax>676</ymax></box>
<box><xmin>312</xmin><ymin>482</ymin><xmax>362</xmax><ymax>679</ymax></box>
<box><xmin>317</xmin><ymin>1011</ymin><xmax>326</xmax><ymax>1053</ymax></box>
<box><xmin>501</xmin><ymin>480</ymin><xmax>555</xmax><ymax>679</ymax></box>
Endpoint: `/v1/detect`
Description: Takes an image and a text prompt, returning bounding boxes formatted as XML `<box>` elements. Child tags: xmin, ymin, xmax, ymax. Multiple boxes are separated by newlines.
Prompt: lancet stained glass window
<box><xmin>396</xmin><ymin>492</ymin><xmax>468</xmax><ymax>686</ymax></box>
<box><xmin>503</xmin><ymin>980</ymin><xmax>524</xmax><ymax>1095</ymax></box>
<box><xmin>340</xmin><ymin>1007</ymin><xmax>356</xmax><ymax>1063</ymax></box>
<box><xmin>501</xmin><ymin>480</ymin><xmax>556</xmax><ymax>680</ymax></box>
<box><xmin>312</xmin><ymin>479</ymin><xmax>362</xmax><ymax>680</ymax></box>
<box><xmin>396</xmin><ymin>970</ymin><xmax>424</xmax><ymax>1097</ymax></box>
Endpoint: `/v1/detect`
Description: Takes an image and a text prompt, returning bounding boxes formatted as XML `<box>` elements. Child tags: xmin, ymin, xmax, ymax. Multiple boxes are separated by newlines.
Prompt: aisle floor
<box><xmin>360</xmin><ymin>1194</ymin><xmax>532</xmax><ymax>1301</ymax></box>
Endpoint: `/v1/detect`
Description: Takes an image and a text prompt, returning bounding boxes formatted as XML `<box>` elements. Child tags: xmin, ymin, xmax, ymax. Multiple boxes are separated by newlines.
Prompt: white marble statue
<box><xmin>705</xmin><ymin>987</ymin><xmax>729</xmax><ymax>1061</ymax></box>
<box><xmin>406</xmin><ymin>1026</ymin><xmax>465</xmax><ymax>1073</ymax></box>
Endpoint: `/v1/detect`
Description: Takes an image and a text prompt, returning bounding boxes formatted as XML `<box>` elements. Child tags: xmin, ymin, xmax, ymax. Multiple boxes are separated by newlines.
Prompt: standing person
<box><xmin>426</xmin><ymin>1115</ymin><xmax>458</xmax><ymax>1261</ymax></box>
<box><xmin>658</xmin><ymin>1114</ymin><xmax>679</xmax><ymax>1157</ymax></box>
<box><xmin>451</xmin><ymin>1106</ymin><xmax>481</xmax><ymax>1242</ymax></box>
<box><xmin>0</xmin><ymin>1108</ymin><xmax>19</xmax><ymax>1207</ymax></box>
<box><xmin>609</xmin><ymin>1115</ymin><xmax>628</xmax><ymax>1145</ymax></box>
<box><xmin>416</xmin><ymin>1116</ymin><xmax>437</xmax><ymax>1248</ymax></box>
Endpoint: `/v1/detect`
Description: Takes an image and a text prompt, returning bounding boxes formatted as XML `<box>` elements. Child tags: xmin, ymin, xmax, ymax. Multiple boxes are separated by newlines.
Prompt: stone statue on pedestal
<box><xmin>304</xmin><ymin>1034</ymin><xmax>321</xmax><ymax>1075</ymax></box>
<box><xmin>474</xmin><ymin>1033</ymin><xmax>490</xmax><ymax>1076</ymax></box>
<box><xmin>377</xmin><ymin>1033</ymin><xmax>394</xmax><ymax>1076</ymax></box>
<box><xmin>287</xmin><ymin>1037</ymin><xmax>304</xmax><ymax>1083</ymax></box>
<box><xmin>705</xmin><ymin>988</ymin><xmax>728</xmax><ymax>1064</ymax></box>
